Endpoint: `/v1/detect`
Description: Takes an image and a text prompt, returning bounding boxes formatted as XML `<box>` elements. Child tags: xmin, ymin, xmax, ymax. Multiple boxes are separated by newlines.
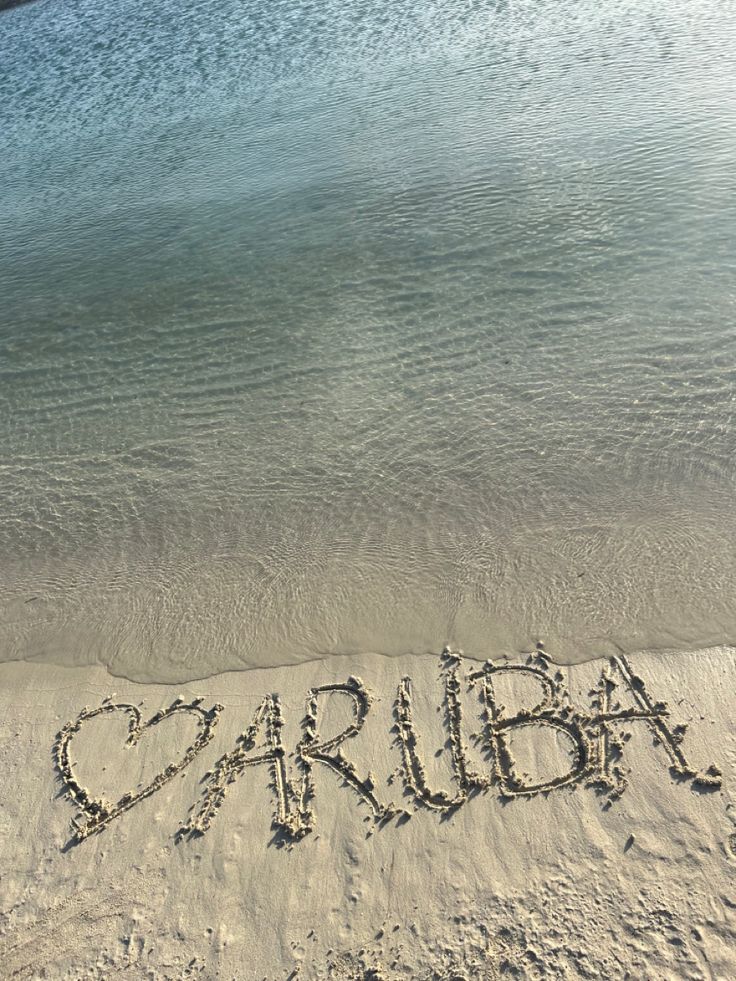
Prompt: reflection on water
<box><xmin>1</xmin><ymin>0</ymin><xmax>735</xmax><ymax>681</ymax></box>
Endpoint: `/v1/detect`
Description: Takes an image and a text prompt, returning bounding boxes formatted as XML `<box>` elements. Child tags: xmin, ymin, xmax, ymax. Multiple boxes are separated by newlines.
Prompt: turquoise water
<box><xmin>1</xmin><ymin>0</ymin><xmax>735</xmax><ymax>681</ymax></box>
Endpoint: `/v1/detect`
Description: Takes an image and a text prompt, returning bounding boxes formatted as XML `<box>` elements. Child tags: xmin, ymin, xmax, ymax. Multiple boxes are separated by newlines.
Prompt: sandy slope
<box><xmin>0</xmin><ymin>647</ymin><xmax>734</xmax><ymax>979</ymax></box>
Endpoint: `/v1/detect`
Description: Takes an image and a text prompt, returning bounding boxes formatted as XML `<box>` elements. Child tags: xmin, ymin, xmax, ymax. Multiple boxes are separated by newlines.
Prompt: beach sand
<box><xmin>0</xmin><ymin>646</ymin><xmax>734</xmax><ymax>979</ymax></box>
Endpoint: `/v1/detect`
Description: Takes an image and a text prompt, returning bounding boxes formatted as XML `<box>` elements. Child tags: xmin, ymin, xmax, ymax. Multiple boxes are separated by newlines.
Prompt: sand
<box><xmin>0</xmin><ymin>645</ymin><xmax>734</xmax><ymax>979</ymax></box>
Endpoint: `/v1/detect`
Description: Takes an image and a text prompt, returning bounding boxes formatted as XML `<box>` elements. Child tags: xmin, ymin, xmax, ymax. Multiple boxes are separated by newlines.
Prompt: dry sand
<box><xmin>0</xmin><ymin>646</ymin><xmax>734</xmax><ymax>979</ymax></box>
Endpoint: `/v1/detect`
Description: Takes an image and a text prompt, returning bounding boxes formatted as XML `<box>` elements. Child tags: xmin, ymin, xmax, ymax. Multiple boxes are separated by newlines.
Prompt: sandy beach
<box><xmin>0</xmin><ymin>646</ymin><xmax>734</xmax><ymax>979</ymax></box>
<box><xmin>3</xmin><ymin>0</ymin><xmax>736</xmax><ymax>976</ymax></box>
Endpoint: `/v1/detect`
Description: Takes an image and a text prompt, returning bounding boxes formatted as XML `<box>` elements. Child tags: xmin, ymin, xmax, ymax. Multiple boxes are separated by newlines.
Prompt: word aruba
<box><xmin>55</xmin><ymin>648</ymin><xmax>721</xmax><ymax>846</ymax></box>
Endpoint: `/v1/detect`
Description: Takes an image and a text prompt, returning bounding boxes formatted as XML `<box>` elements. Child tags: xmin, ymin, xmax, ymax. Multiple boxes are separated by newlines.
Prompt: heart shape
<box><xmin>55</xmin><ymin>697</ymin><xmax>223</xmax><ymax>844</ymax></box>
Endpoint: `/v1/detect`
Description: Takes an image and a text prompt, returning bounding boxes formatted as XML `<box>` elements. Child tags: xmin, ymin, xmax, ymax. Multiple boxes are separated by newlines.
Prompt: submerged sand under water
<box><xmin>2</xmin><ymin>0</ymin><xmax>736</xmax><ymax>682</ymax></box>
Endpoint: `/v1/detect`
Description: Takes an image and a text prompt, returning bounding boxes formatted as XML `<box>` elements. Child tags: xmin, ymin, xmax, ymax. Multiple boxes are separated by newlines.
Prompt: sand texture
<box><xmin>0</xmin><ymin>646</ymin><xmax>734</xmax><ymax>979</ymax></box>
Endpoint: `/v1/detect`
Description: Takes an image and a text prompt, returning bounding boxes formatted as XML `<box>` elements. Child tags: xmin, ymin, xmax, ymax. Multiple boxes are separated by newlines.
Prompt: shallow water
<box><xmin>1</xmin><ymin>0</ymin><xmax>735</xmax><ymax>681</ymax></box>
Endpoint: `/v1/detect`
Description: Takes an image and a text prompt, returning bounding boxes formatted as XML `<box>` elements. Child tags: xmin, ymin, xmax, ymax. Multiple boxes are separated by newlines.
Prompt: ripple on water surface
<box><xmin>1</xmin><ymin>0</ymin><xmax>735</xmax><ymax>681</ymax></box>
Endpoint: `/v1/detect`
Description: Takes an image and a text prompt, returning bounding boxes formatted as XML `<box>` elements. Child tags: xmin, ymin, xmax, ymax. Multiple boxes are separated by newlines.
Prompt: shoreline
<box><xmin>2</xmin><ymin>633</ymin><xmax>736</xmax><ymax>687</ymax></box>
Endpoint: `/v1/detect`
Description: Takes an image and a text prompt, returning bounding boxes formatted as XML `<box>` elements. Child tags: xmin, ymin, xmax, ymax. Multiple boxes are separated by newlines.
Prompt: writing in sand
<box><xmin>54</xmin><ymin>649</ymin><xmax>722</xmax><ymax>847</ymax></box>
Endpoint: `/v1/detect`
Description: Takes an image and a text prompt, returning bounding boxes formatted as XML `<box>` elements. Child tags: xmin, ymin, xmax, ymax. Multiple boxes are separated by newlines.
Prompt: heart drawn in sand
<box><xmin>55</xmin><ymin>698</ymin><xmax>223</xmax><ymax>845</ymax></box>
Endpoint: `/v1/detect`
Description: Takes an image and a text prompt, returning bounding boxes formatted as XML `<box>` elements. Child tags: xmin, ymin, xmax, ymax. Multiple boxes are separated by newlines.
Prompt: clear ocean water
<box><xmin>1</xmin><ymin>0</ymin><xmax>735</xmax><ymax>681</ymax></box>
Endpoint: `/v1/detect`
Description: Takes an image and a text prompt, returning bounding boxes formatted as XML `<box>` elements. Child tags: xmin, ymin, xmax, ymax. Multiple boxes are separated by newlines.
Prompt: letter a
<box><xmin>589</xmin><ymin>655</ymin><xmax>721</xmax><ymax>798</ymax></box>
<box><xmin>180</xmin><ymin>694</ymin><xmax>307</xmax><ymax>840</ymax></box>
